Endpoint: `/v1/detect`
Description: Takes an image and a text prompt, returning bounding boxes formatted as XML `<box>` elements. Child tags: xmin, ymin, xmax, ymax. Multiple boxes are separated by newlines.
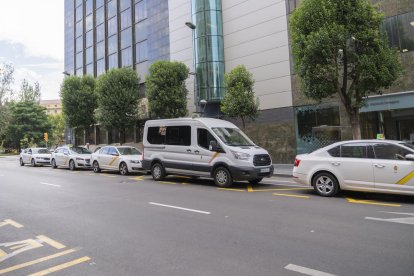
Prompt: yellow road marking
<box><xmin>346</xmin><ymin>198</ymin><xmax>401</xmax><ymax>207</ymax></box>
<box><xmin>217</xmin><ymin>188</ymin><xmax>245</xmax><ymax>192</ymax></box>
<box><xmin>128</xmin><ymin>176</ymin><xmax>143</xmax><ymax>181</ymax></box>
<box><xmin>0</xmin><ymin>249</ymin><xmax>5</xmax><ymax>259</ymax></box>
<box><xmin>251</xmin><ymin>187</ymin><xmax>312</xmax><ymax>192</ymax></box>
<box><xmin>101</xmin><ymin>174</ymin><xmax>117</xmax><ymax>178</ymax></box>
<box><xmin>36</xmin><ymin>235</ymin><xmax>66</xmax><ymax>249</ymax></box>
<box><xmin>9</xmin><ymin>244</ymin><xmax>28</xmax><ymax>250</ymax></box>
<box><xmin>0</xmin><ymin>219</ymin><xmax>23</xmax><ymax>228</ymax></box>
<box><xmin>28</xmin><ymin>256</ymin><xmax>91</xmax><ymax>276</ymax></box>
<box><xmin>273</xmin><ymin>193</ymin><xmax>310</xmax><ymax>198</ymax></box>
<box><xmin>247</xmin><ymin>184</ymin><xmax>254</xmax><ymax>193</ymax></box>
<box><xmin>396</xmin><ymin>170</ymin><xmax>414</xmax><ymax>185</ymax></box>
<box><xmin>0</xmin><ymin>248</ymin><xmax>76</xmax><ymax>274</ymax></box>
<box><xmin>159</xmin><ymin>181</ymin><xmax>177</xmax><ymax>185</ymax></box>
<box><xmin>181</xmin><ymin>182</ymin><xmax>188</xmax><ymax>185</ymax></box>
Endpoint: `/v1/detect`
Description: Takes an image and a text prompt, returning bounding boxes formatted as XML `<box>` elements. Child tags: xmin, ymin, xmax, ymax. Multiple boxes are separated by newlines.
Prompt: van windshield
<box><xmin>212</xmin><ymin>127</ymin><xmax>255</xmax><ymax>147</ymax></box>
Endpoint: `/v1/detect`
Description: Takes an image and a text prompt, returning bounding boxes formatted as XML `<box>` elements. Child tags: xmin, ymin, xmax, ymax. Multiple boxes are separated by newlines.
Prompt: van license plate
<box><xmin>260</xmin><ymin>168</ymin><xmax>270</xmax><ymax>173</ymax></box>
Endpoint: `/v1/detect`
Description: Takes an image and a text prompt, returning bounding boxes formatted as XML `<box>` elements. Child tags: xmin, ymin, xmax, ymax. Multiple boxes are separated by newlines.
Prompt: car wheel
<box><xmin>213</xmin><ymin>167</ymin><xmax>233</xmax><ymax>188</ymax></box>
<box><xmin>119</xmin><ymin>162</ymin><xmax>129</xmax><ymax>175</ymax></box>
<box><xmin>151</xmin><ymin>163</ymin><xmax>165</xmax><ymax>181</ymax></box>
<box><xmin>51</xmin><ymin>159</ymin><xmax>57</xmax><ymax>169</ymax></box>
<box><xmin>248</xmin><ymin>178</ymin><xmax>263</xmax><ymax>184</ymax></box>
<box><xmin>312</xmin><ymin>172</ymin><xmax>339</xmax><ymax>197</ymax></box>
<box><xmin>93</xmin><ymin>161</ymin><xmax>101</xmax><ymax>173</ymax></box>
<box><xmin>20</xmin><ymin>158</ymin><xmax>24</xmax><ymax>166</ymax></box>
<box><xmin>69</xmin><ymin>160</ymin><xmax>76</xmax><ymax>171</ymax></box>
<box><xmin>31</xmin><ymin>158</ymin><xmax>36</xmax><ymax>167</ymax></box>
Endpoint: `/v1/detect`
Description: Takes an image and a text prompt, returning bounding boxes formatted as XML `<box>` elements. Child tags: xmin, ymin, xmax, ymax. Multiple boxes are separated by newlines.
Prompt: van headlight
<box><xmin>231</xmin><ymin>151</ymin><xmax>250</xmax><ymax>160</ymax></box>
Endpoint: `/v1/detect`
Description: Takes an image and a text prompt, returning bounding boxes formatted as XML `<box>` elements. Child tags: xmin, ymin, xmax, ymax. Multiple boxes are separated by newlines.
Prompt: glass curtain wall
<box><xmin>191</xmin><ymin>0</ymin><xmax>225</xmax><ymax>103</ymax></box>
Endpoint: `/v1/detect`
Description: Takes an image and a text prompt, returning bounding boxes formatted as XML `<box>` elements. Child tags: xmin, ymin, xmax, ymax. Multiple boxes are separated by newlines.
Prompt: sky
<box><xmin>0</xmin><ymin>0</ymin><xmax>64</xmax><ymax>100</ymax></box>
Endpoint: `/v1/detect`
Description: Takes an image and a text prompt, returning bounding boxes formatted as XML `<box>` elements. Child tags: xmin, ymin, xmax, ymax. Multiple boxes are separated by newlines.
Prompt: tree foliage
<box><xmin>290</xmin><ymin>0</ymin><xmax>402</xmax><ymax>139</ymax></box>
<box><xmin>221</xmin><ymin>65</ymin><xmax>259</xmax><ymax>129</ymax></box>
<box><xmin>19</xmin><ymin>79</ymin><xmax>41</xmax><ymax>103</ymax></box>
<box><xmin>5</xmin><ymin>101</ymin><xmax>51</xmax><ymax>150</ymax></box>
<box><xmin>0</xmin><ymin>63</ymin><xmax>14</xmax><ymax>106</ymax></box>
<box><xmin>48</xmin><ymin>113</ymin><xmax>65</xmax><ymax>147</ymax></box>
<box><xmin>60</xmin><ymin>75</ymin><xmax>97</xmax><ymax>131</ymax></box>
<box><xmin>95</xmin><ymin>68</ymin><xmax>141</xmax><ymax>143</ymax></box>
<box><xmin>146</xmin><ymin>61</ymin><xmax>189</xmax><ymax>119</ymax></box>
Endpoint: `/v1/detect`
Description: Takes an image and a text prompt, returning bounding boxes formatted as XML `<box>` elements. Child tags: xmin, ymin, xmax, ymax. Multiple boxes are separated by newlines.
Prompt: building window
<box><xmin>135</xmin><ymin>20</ymin><xmax>147</xmax><ymax>42</ymax></box>
<box><xmin>76</xmin><ymin>36</ymin><xmax>83</xmax><ymax>53</ymax></box>
<box><xmin>135</xmin><ymin>0</ymin><xmax>147</xmax><ymax>22</ymax></box>
<box><xmin>76</xmin><ymin>67</ymin><xmax>83</xmax><ymax>76</ymax></box>
<box><xmin>86</xmin><ymin>30</ymin><xmax>93</xmax><ymax>48</ymax></box>
<box><xmin>76</xmin><ymin>5</ymin><xmax>83</xmax><ymax>22</ymax></box>
<box><xmin>382</xmin><ymin>11</ymin><xmax>414</xmax><ymax>53</ymax></box>
<box><xmin>86</xmin><ymin>47</ymin><xmax>94</xmax><ymax>64</ymax></box>
<box><xmin>96</xmin><ymin>58</ymin><xmax>105</xmax><ymax>76</ymax></box>
<box><xmin>121</xmin><ymin>8</ymin><xmax>132</xmax><ymax>30</ymax></box>
<box><xmin>108</xmin><ymin>53</ymin><xmax>118</xmax><ymax>69</ymax></box>
<box><xmin>96</xmin><ymin>0</ymin><xmax>104</xmax><ymax>9</ymax></box>
<box><xmin>96</xmin><ymin>6</ymin><xmax>105</xmax><ymax>25</ymax></box>
<box><xmin>97</xmin><ymin>41</ymin><xmax>105</xmax><ymax>59</ymax></box>
<box><xmin>136</xmin><ymin>40</ymin><xmax>148</xmax><ymax>63</ymax></box>
<box><xmin>86</xmin><ymin>63</ymin><xmax>94</xmax><ymax>76</ymax></box>
<box><xmin>76</xmin><ymin>51</ymin><xmax>83</xmax><ymax>69</ymax></box>
<box><xmin>120</xmin><ymin>0</ymin><xmax>131</xmax><ymax>12</ymax></box>
<box><xmin>76</xmin><ymin>0</ymin><xmax>82</xmax><ymax>8</ymax></box>
<box><xmin>76</xmin><ymin>20</ymin><xmax>83</xmax><ymax>37</ymax></box>
<box><xmin>108</xmin><ymin>34</ymin><xmax>118</xmax><ymax>54</ymax></box>
<box><xmin>96</xmin><ymin>23</ymin><xmax>105</xmax><ymax>42</ymax></box>
<box><xmin>85</xmin><ymin>0</ymin><xmax>93</xmax><ymax>15</ymax></box>
<box><xmin>121</xmin><ymin>47</ymin><xmax>132</xmax><ymax>67</ymax></box>
<box><xmin>121</xmin><ymin>27</ymin><xmax>132</xmax><ymax>49</ymax></box>
<box><xmin>108</xmin><ymin>16</ymin><xmax>118</xmax><ymax>37</ymax></box>
<box><xmin>107</xmin><ymin>0</ymin><xmax>117</xmax><ymax>19</ymax></box>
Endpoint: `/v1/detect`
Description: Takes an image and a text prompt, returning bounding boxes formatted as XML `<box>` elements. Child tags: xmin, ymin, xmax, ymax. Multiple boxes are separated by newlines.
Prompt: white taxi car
<box><xmin>91</xmin><ymin>146</ymin><xmax>142</xmax><ymax>175</ymax></box>
<box><xmin>20</xmin><ymin>148</ymin><xmax>52</xmax><ymax>167</ymax></box>
<box><xmin>293</xmin><ymin>140</ymin><xmax>414</xmax><ymax>197</ymax></box>
<box><xmin>51</xmin><ymin>146</ymin><xmax>92</xmax><ymax>170</ymax></box>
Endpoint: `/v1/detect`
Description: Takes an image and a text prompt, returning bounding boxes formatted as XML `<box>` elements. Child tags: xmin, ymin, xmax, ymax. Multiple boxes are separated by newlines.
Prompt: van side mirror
<box><xmin>209</xmin><ymin>140</ymin><xmax>223</xmax><ymax>152</ymax></box>
<box><xmin>405</xmin><ymin>154</ymin><xmax>414</xmax><ymax>161</ymax></box>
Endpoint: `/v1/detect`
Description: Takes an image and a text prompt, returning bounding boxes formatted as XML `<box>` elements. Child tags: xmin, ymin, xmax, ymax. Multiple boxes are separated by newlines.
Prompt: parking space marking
<box><xmin>251</xmin><ymin>187</ymin><xmax>312</xmax><ymax>192</ymax></box>
<box><xmin>36</xmin><ymin>235</ymin><xmax>66</xmax><ymax>249</ymax></box>
<box><xmin>285</xmin><ymin>264</ymin><xmax>337</xmax><ymax>276</ymax></box>
<box><xmin>273</xmin><ymin>193</ymin><xmax>310</xmax><ymax>199</ymax></box>
<box><xmin>149</xmin><ymin>202</ymin><xmax>211</xmax><ymax>215</ymax></box>
<box><xmin>101</xmin><ymin>173</ymin><xmax>117</xmax><ymax>178</ymax></box>
<box><xmin>217</xmin><ymin>188</ymin><xmax>245</xmax><ymax>192</ymax></box>
<box><xmin>159</xmin><ymin>181</ymin><xmax>178</xmax><ymax>185</ymax></box>
<box><xmin>0</xmin><ymin>219</ymin><xmax>23</xmax><ymax>228</ymax></box>
<box><xmin>39</xmin><ymin>182</ymin><xmax>61</xmax><ymax>188</ymax></box>
<box><xmin>346</xmin><ymin>198</ymin><xmax>401</xmax><ymax>207</ymax></box>
<box><xmin>28</xmin><ymin>256</ymin><xmax>91</xmax><ymax>276</ymax></box>
<box><xmin>365</xmin><ymin>212</ymin><xmax>414</xmax><ymax>225</ymax></box>
<box><xmin>0</xmin><ymin>248</ymin><xmax>77</xmax><ymax>274</ymax></box>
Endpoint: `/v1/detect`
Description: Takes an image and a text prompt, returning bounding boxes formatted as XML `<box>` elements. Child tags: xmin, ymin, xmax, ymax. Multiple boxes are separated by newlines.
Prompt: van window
<box><xmin>148</xmin><ymin>127</ymin><xmax>166</xmax><ymax>144</ymax></box>
<box><xmin>166</xmin><ymin>126</ymin><xmax>191</xmax><ymax>146</ymax></box>
<box><xmin>198</xmin><ymin>128</ymin><xmax>217</xmax><ymax>149</ymax></box>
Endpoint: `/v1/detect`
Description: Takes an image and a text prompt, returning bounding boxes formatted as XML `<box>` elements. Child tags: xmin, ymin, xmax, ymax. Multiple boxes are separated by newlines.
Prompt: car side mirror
<box><xmin>405</xmin><ymin>154</ymin><xmax>414</xmax><ymax>161</ymax></box>
<box><xmin>111</xmin><ymin>152</ymin><xmax>119</xmax><ymax>156</ymax></box>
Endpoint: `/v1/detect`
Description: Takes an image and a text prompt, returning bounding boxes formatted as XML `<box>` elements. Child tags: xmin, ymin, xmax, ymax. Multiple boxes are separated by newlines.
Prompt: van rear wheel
<box><xmin>151</xmin><ymin>163</ymin><xmax>165</xmax><ymax>181</ymax></box>
<box><xmin>213</xmin><ymin>167</ymin><xmax>233</xmax><ymax>188</ymax></box>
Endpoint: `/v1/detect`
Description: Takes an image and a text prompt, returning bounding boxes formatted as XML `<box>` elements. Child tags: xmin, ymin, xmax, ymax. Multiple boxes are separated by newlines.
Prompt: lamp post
<box><xmin>199</xmin><ymin>99</ymin><xmax>207</xmax><ymax>116</ymax></box>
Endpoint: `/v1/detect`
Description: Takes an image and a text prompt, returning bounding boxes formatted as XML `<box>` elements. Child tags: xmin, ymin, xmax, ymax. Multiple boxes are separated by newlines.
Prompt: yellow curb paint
<box><xmin>251</xmin><ymin>187</ymin><xmax>312</xmax><ymax>192</ymax></box>
<box><xmin>273</xmin><ymin>193</ymin><xmax>310</xmax><ymax>198</ymax></box>
<box><xmin>159</xmin><ymin>181</ymin><xmax>177</xmax><ymax>185</ymax></box>
<box><xmin>128</xmin><ymin>176</ymin><xmax>143</xmax><ymax>181</ymax></box>
<box><xmin>346</xmin><ymin>198</ymin><xmax>401</xmax><ymax>207</ymax></box>
<box><xmin>36</xmin><ymin>235</ymin><xmax>66</xmax><ymax>249</ymax></box>
<box><xmin>28</xmin><ymin>256</ymin><xmax>91</xmax><ymax>276</ymax></box>
<box><xmin>0</xmin><ymin>219</ymin><xmax>23</xmax><ymax>228</ymax></box>
<box><xmin>217</xmin><ymin>188</ymin><xmax>245</xmax><ymax>192</ymax></box>
<box><xmin>396</xmin><ymin>170</ymin><xmax>414</xmax><ymax>185</ymax></box>
<box><xmin>247</xmin><ymin>184</ymin><xmax>254</xmax><ymax>193</ymax></box>
<box><xmin>0</xmin><ymin>248</ymin><xmax>76</xmax><ymax>274</ymax></box>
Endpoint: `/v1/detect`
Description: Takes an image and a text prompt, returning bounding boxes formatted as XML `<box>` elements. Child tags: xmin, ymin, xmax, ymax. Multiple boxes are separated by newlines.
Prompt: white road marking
<box><xmin>285</xmin><ymin>264</ymin><xmax>337</xmax><ymax>276</ymax></box>
<box><xmin>149</xmin><ymin>202</ymin><xmax>211</xmax><ymax>215</ymax></box>
<box><xmin>365</xmin><ymin>216</ymin><xmax>414</xmax><ymax>225</ymax></box>
<box><xmin>39</xmin><ymin>182</ymin><xmax>61</xmax><ymax>188</ymax></box>
<box><xmin>380</xmin><ymin>211</ymin><xmax>414</xmax><ymax>216</ymax></box>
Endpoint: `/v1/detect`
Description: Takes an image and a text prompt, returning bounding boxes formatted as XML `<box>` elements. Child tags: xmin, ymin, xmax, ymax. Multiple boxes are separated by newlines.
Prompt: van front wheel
<box><xmin>214</xmin><ymin>167</ymin><xmax>233</xmax><ymax>188</ymax></box>
<box><xmin>151</xmin><ymin>163</ymin><xmax>165</xmax><ymax>181</ymax></box>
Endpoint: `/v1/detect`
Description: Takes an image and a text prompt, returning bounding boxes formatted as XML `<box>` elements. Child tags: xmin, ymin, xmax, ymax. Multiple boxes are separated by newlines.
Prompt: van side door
<box><xmin>193</xmin><ymin>128</ymin><xmax>221</xmax><ymax>176</ymax></box>
<box><xmin>163</xmin><ymin>125</ymin><xmax>195</xmax><ymax>174</ymax></box>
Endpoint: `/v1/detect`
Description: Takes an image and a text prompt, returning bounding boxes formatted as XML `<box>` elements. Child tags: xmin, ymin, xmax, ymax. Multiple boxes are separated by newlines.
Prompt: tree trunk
<box><xmin>241</xmin><ymin>117</ymin><xmax>245</xmax><ymax>130</ymax></box>
<box><xmin>348</xmin><ymin>110</ymin><xmax>362</xmax><ymax>140</ymax></box>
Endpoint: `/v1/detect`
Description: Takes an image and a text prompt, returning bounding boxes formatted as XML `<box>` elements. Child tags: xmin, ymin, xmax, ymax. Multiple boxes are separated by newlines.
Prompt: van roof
<box><xmin>145</xmin><ymin>117</ymin><xmax>237</xmax><ymax>128</ymax></box>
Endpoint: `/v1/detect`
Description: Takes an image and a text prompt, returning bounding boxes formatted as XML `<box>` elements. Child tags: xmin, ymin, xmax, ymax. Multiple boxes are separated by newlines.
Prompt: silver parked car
<box><xmin>20</xmin><ymin>148</ymin><xmax>52</xmax><ymax>167</ymax></box>
<box><xmin>51</xmin><ymin>146</ymin><xmax>92</xmax><ymax>170</ymax></box>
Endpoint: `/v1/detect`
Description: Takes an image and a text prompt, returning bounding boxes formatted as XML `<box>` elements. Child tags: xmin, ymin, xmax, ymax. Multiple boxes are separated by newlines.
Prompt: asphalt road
<box><xmin>1</xmin><ymin>155</ymin><xmax>414</xmax><ymax>276</ymax></box>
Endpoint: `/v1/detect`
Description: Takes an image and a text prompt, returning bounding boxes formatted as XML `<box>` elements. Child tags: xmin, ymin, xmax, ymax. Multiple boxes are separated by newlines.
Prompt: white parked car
<box><xmin>293</xmin><ymin>140</ymin><xmax>414</xmax><ymax>197</ymax></box>
<box><xmin>20</xmin><ymin>148</ymin><xmax>52</xmax><ymax>167</ymax></box>
<box><xmin>51</xmin><ymin>146</ymin><xmax>92</xmax><ymax>170</ymax></box>
<box><xmin>91</xmin><ymin>146</ymin><xmax>142</xmax><ymax>175</ymax></box>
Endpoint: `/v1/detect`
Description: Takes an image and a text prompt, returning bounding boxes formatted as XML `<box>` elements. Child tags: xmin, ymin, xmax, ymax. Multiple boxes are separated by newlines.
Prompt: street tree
<box><xmin>0</xmin><ymin>62</ymin><xmax>14</xmax><ymax>106</ymax></box>
<box><xmin>48</xmin><ymin>113</ymin><xmax>65</xmax><ymax>147</ymax></box>
<box><xmin>146</xmin><ymin>61</ymin><xmax>189</xmax><ymax>118</ymax></box>
<box><xmin>18</xmin><ymin>79</ymin><xmax>41</xmax><ymax>103</ymax></box>
<box><xmin>60</xmin><ymin>75</ymin><xmax>97</xmax><ymax>142</ymax></box>
<box><xmin>290</xmin><ymin>0</ymin><xmax>402</xmax><ymax>139</ymax></box>
<box><xmin>221</xmin><ymin>65</ymin><xmax>259</xmax><ymax>129</ymax></box>
<box><xmin>5</xmin><ymin>101</ymin><xmax>51</xmax><ymax>150</ymax></box>
<box><xmin>95</xmin><ymin>68</ymin><xmax>141</xmax><ymax>144</ymax></box>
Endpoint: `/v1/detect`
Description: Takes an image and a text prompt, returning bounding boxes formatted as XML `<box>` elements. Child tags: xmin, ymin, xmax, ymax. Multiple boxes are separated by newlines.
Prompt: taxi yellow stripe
<box><xmin>208</xmin><ymin>152</ymin><xmax>220</xmax><ymax>164</ymax></box>
<box><xmin>396</xmin><ymin>170</ymin><xmax>414</xmax><ymax>185</ymax></box>
<box><xmin>108</xmin><ymin>157</ymin><xmax>119</xmax><ymax>166</ymax></box>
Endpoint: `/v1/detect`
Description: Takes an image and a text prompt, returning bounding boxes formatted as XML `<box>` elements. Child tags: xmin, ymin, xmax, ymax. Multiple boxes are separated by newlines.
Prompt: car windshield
<box><xmin>400</xmin><ymin>142</ymin><xmax>414</xmax><ymax>151</ymax></box>
<box><xmin>70</xmin><ymin>147</ymin><xmax>92</xmax><ymax>154</ymax></box>
<box><xmin>117</xmin><ymin>147</ymin><xmax>141</xmax><ymax>155</ymax></box>
<box><xmin>212</xmin><ymin>127</ymin><xmax>255</xmax><ymax>146</ymax></box>
<box><xmin>34</xmin><ymin>148</ymin><xmax>50</xmax><ymax>154</ymax></box>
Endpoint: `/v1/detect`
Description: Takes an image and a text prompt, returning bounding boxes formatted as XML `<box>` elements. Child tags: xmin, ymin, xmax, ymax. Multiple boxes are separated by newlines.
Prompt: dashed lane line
<box><xmin>149</xmin><ymin>202</ymin><xmax>211</xmax><ymax>215</ymax></box>
<box><xmin>284</xmin><ymin>264</ymin><xmax>337</xmax><ymax>276</ymax></box>
<box><xmin>28</xmin><ymin>256</ymin><xmax>91</xmax><ymax>276</ymax></box>
<box><xmin>39</xmin><ymin>182</ymin><xmax>61</xmax><ymax>188</ymax></box>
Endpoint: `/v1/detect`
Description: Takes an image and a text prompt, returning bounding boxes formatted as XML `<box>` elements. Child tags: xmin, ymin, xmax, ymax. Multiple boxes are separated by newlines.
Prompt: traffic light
<box><xmin>44</xmin><ymin>132</ymin><xmax>48</xmax><ymax>142</ymax></box>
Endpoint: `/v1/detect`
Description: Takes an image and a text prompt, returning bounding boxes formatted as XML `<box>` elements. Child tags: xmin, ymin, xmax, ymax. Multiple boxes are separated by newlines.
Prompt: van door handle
<box><xmin>187</xmin><ymin>149</ymin><xmax>192</xmax><ymax>152</ymax></box>
<box><xmin>194</xmin><ymin>150</ymin><xmax>199</xmax><ymax>154</ymax></box>
<box><xmin>374</xmin><ymin>164</ymin><xmax>385</xmax><ymax>168</ymax></box>
<box><xmin>331</xmin><ymin>162</ymin><xmax>340</xmax><ymax>166</ymax></box>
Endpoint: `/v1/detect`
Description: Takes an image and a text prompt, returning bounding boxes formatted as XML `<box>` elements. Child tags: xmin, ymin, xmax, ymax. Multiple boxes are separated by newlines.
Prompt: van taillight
<box><xmin>294</xmin><ymin>158</ymin><xmax>301</xmax><ymax>167</ymax></box>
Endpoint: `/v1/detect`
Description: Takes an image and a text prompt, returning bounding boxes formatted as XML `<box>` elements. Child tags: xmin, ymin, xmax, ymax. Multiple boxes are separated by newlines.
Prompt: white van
<box><xmin>142</xmin><ymin>118</ymin><xmax>274</xmax><ymax>187</ymax></box>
